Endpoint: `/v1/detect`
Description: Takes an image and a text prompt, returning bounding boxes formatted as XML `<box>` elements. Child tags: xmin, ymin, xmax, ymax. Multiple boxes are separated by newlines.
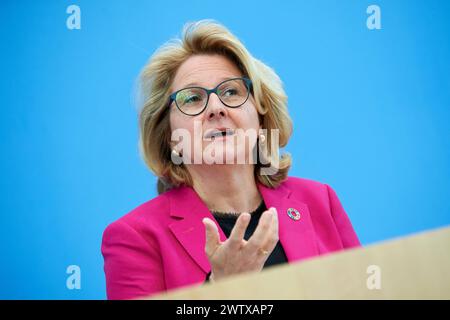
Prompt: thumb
<box><xmin>203</xmin><ymin>218</ymin><xmax>221</xmax><ymax>257</ymax></box>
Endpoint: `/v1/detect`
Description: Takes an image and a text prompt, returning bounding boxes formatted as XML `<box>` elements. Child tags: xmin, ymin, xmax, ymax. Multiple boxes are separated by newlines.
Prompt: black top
<box><xmin>205</xmin><ymin>200</ymin><xmax>288</xmax><ymax>282</ymax></box>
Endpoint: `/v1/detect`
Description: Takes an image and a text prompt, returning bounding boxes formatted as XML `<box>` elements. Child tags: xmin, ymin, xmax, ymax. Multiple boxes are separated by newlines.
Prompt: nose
<box><xmin>205</xmin><ymin>93</ymin><xmax>228</xmax><ymax>120</ymax></box>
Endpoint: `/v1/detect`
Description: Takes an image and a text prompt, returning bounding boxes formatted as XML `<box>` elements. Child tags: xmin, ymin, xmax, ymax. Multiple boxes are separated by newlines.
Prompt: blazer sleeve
<box><xmin>101</xmin><ymin>219</ymin><xmax>165</xmax><ymax>299</ymax></box>
<box><xmin>325</xmin><ymin>184</ymin><xmax>361</xmax><ymax>249</ymax></box>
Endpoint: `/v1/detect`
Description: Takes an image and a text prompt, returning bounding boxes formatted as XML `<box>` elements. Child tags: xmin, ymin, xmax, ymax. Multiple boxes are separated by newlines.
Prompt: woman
<box><xmin>101</xmin><ymin>20</ymin><xmax>361</xmax><ymax>300</ymax></box>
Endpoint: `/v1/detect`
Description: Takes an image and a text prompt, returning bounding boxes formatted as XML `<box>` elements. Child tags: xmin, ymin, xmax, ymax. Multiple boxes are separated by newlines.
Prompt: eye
<box><xmin>225</xmin><ymin>88</ymin><xmax>238</xmax><ymax>96</ymax></box>
<box><xmin>222</xmin><ymin>88</ymin><xmax>238</xmax><ymax>97</ymax></box>
<box><xmin>178</xmin><ymin>90</ymin><xmax>203</xmax><ymax>105</ymax></box>
<box><xmin>184</xmin><ymin>94</ymin><xmax>201</xmax><ymax>104</ymax></box>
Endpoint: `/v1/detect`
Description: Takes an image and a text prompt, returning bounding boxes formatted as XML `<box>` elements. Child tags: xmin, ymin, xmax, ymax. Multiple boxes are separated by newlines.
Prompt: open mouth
<box><xmin>204</xmin><ymin>128</ymin><xmax>235</xmax><ymax>140</ymax></box>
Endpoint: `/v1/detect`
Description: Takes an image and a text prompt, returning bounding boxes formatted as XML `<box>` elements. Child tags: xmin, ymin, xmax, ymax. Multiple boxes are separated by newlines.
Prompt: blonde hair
<box><xmin>138</xmin><ymin>19</ymin><xmax>293</xmax><ymax>194</ymax></box>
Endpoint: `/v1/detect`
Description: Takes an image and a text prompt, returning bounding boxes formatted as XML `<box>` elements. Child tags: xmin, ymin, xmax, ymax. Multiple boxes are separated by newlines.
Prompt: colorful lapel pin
<box><xmin>287</xmin><ymin>208</ymin><xmax>301</xmax><ymax>221</ymax></box>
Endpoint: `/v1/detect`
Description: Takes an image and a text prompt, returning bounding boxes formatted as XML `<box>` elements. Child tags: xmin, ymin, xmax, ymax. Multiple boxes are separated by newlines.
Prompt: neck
<box><xmin>186</xmin><ymin>164</ymin><xmax>263</xmax><ymax>214</ymax></box>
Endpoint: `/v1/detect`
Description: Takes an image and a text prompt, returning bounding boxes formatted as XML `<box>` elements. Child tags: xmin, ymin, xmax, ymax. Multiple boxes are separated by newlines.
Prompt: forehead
<box><xmin>171</xmin><ymin>54</ymin><xmax>243</xmax><ymax>91</ymax></box>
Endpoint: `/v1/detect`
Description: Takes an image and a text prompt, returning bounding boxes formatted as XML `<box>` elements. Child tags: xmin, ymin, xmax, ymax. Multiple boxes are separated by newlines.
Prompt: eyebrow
<box><xmin>181</xmin><ymin>76</ymin><xmax>241</xmax><ymax>89</ymax></box>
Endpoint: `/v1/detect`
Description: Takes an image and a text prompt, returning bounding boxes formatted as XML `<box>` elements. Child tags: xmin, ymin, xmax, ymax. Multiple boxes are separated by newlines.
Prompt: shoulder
<box><xmin>281</xmin><ymin>176</ymin><xmax>330</xmax><ymax>194</ymax></box>
<box><xmin>102</xmin><ymin>188</ymin><xmax>176</xmax><ymax>240</ymax></box>
<box><xmin>282</xmin><ymin>176</ymin><xmax>327</xmax><ymax>189</ymax></box>
<box><xmin>277</xmin><ymin>176</ymin><xmax>340</xmax><ymax>205</ymax></box>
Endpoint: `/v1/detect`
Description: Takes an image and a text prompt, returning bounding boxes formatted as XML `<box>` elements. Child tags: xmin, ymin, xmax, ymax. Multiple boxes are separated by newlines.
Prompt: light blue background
<box><xmin>0</xmin><ymin>0</ymin><xmax>449</xmax><ymax>299</ymax></box>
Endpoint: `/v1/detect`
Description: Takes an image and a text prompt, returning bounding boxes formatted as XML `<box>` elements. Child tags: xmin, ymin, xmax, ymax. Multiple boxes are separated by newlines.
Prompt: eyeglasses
<box><xmin>168</xmin><ymin>77</ymin><xmax>253</xmax><ymax>116</ymax></box>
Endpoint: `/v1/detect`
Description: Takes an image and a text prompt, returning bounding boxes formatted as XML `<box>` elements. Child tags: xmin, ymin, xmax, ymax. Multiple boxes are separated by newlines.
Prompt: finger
<box><xmin>203</xmin><ymin>218</ymin><xmax>221</xmax><ymax>258</ymax></box>
<box><xmin>227</xmin><ymin>212</ymin><xmax>251</xmax><ymax>250</ymax></box>
<box><xmin>245</xmin><ymin>207</ymin><xmax>275</xmax><ymax>253</ymax></box>
<box><xmin>260</xmin><ymin>207</ymin><xmax>279</xmax><ymax>253</ymax></box>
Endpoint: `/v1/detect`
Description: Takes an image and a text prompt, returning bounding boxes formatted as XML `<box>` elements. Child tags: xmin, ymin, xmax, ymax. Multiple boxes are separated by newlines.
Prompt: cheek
<box><xmin>237</xmin><ymin>102</ymin><xmax>261</xmax><ymax>129</ymax></box>
<box><xmin>170</xmin><ymin>112</ymin><xmax>190</xmax><ymax>143</ymax></box>
<box><xmin>169</xmin><ymin>110</ymin><xmax>180</xmax><ymax>131</ymax></box>
<box><xmin>170</xmin><ymin>111</ymin><xmax>192</xmax><ymax>133</ymax></box>
<box><xmin>169</xmin><ymin>112</ymin><xmax>203</xmax><ymax>157</ymax></box>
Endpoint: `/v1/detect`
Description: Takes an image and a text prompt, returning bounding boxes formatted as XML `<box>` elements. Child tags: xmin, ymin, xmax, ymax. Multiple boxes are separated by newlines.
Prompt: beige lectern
<box><xmin>148</xmin><ymin>225</ymin><xmax>450</xmax><ymax>299</ymax></box>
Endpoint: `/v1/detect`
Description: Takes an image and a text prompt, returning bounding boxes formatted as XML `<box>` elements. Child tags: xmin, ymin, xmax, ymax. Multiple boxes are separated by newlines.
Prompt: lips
<box><xmin>203</xmin><ymin>128</ymin><xmax>235</xmax><ymax>140</ymax></box>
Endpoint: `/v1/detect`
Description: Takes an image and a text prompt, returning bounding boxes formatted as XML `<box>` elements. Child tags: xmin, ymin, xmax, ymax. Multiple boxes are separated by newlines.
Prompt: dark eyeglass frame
<box><xmin>168</xmin><ymin>77</ymin><xmax>253</xmax><ymax>116</ymax></box>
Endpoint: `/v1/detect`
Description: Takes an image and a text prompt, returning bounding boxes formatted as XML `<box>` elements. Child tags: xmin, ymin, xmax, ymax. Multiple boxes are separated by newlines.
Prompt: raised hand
<box><xmin>202</xmin><ymin>207</ymin><xmax>279</xmax><ymax>281</ymax></box>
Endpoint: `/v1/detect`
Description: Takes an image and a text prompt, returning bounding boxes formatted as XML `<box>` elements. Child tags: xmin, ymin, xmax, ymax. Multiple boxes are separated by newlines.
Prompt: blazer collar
<box><xmin>167</xmin><ymin>181</ymin><xmax>319</xmax><ymax>274</ymax></box>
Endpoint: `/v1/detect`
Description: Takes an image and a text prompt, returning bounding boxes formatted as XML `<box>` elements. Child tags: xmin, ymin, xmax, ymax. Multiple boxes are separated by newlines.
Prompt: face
<box><xmin>169</xmin><ymin>54</ymin><xmax>261</xmax><ymax>165</ymax></box>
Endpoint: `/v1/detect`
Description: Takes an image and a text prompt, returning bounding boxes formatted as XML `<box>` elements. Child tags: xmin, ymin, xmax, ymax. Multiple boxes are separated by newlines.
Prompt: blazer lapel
<box><xmin>257</xmin><ymin>182</ymin><xmax>320</xmax><ymax>263</ymax></box>
<box><xmin>167</xmin><ymin>182</ymin><xmax>320</xmax><ymax>274</ymax></box>
<box><xmin>167</xmin><ymin>185</ymin><xmax>227</xmax><ymax>274</ymax></box>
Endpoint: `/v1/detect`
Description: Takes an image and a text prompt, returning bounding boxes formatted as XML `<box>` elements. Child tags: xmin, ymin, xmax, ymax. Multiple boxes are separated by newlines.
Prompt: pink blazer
<box><xmin>101</xmin><ymin>176</ymin><xmax>361</xmax><ymax>300</ymax></box>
